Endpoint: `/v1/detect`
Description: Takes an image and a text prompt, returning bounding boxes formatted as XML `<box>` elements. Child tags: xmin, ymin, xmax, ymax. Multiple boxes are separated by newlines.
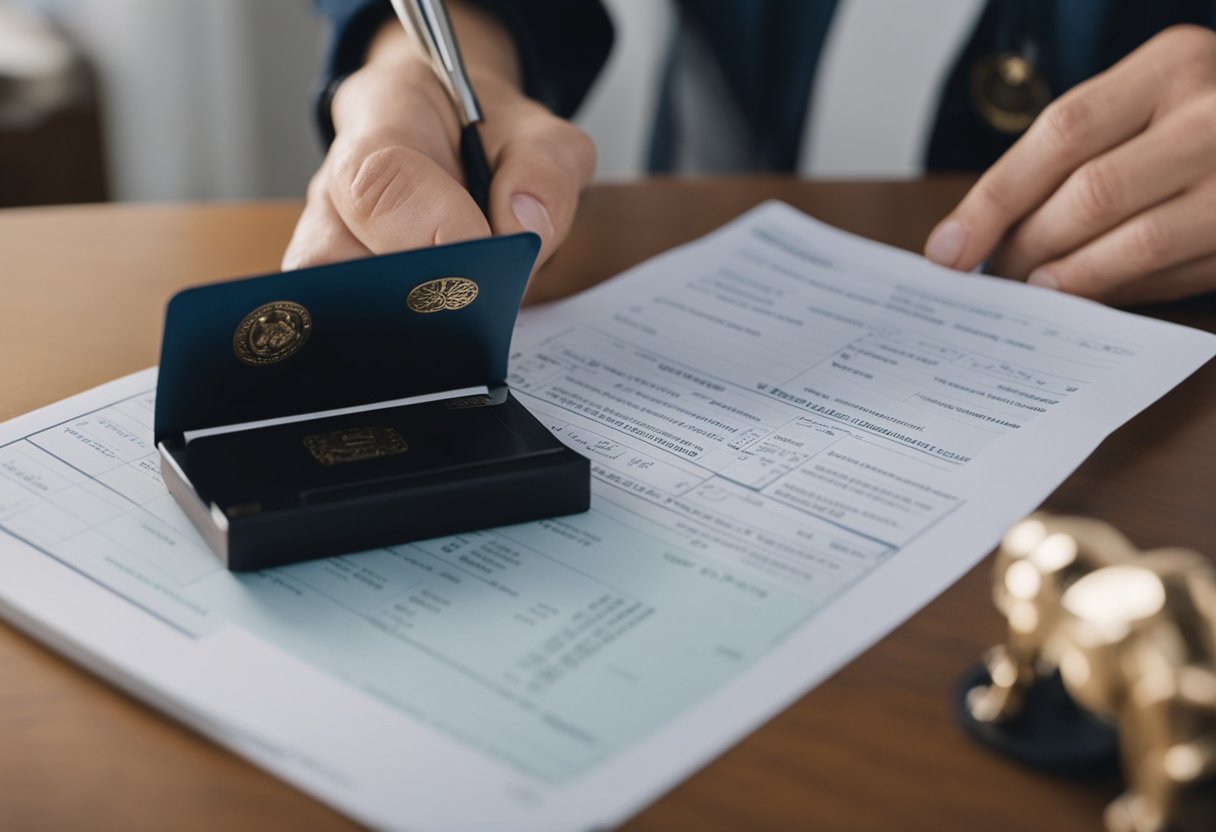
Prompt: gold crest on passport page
<box><xmin>443</xmin><ymin>394</ymin><xmax>494</xmax><ymax>410</ymax></box>
<box><xmin>406</xmin><ymin>277</ymin><xmax>479</xmax><ymax>313</ymax></box>
<box><xmin>233</xmin><ymin>300</ymin><xmax>313</xmax><ymax>366</ymax></box>
<box><xmin>303</xmin><ymin>426</ymin><xmax>408</xmax><ymax>466</ymax></box>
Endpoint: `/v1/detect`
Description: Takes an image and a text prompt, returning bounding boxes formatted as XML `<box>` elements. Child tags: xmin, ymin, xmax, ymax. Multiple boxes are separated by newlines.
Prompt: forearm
<box><xmin>364</xmin><ymin>2</ymin><xmax>522</xmax><ymax>89</ymax></box>
<box><xmin>333</xmin><ymin>4</ymin><xmax>532</xmax><ymax>155</ymax></box>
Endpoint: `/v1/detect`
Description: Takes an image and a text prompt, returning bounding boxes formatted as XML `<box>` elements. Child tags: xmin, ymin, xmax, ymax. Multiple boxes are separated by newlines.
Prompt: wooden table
<box><xmin>1</xmin><ymin>179</ymin><xmax>1212</xmax><ymax>831</ymax></box>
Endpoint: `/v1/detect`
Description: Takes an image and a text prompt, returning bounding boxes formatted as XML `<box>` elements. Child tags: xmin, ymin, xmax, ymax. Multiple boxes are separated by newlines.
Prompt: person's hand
<box><xmin>282</xmin><ymin>7</ymin><xmax>595</xmax><ymax>289</ymax></box>
<box><xmin>925</xmin><ymin>25</ymin><xmax>1216</xmax><ymax>305</ymax></box>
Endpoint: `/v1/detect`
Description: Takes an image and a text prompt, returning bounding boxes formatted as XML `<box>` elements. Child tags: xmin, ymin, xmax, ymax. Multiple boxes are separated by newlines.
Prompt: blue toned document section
<box><xmin>0</xmin><ymin>391</ymin><xmax>819</xmax><ymax>783</ymax></box>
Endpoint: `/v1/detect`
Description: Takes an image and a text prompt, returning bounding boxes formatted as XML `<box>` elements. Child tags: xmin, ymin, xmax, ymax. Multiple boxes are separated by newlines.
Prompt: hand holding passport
<box><xmin>171</xmin><ymin>3</ymin><xmax>594</xmax><ymax>570</ymax></box>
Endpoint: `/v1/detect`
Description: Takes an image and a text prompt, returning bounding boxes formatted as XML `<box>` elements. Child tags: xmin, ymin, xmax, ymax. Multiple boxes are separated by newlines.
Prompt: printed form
<box><xmin>1</xmin><ymin>202</ymin><xmax>1212</xmax><ymax>831</ymax></box>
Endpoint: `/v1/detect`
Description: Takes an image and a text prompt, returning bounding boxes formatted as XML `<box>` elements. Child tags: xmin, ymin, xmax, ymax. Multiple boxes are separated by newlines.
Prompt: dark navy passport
<box><xmin>155</xmin><ymin>233</ymin><xmax>590</xmax><ymax>570</ymax></box>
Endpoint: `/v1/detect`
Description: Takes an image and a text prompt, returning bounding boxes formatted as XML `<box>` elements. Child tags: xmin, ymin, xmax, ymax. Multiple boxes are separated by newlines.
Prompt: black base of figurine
<box><xmin>953</xmin><ymin>663</ymin><xmax>1120</xmax><ymax>777</ymax></box>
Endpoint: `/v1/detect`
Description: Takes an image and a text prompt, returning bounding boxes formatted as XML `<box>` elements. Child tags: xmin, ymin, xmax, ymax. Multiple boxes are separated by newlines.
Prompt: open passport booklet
<box><xmin>1</xmin><ymin>202</ymin><xmax>1212</xmax><ymax>831</ymax></box>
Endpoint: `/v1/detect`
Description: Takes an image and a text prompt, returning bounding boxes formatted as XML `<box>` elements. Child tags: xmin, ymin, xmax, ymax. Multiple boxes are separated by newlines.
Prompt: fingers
<box><xmin>1027</xmin><ymin>181</ymin><xmax>1216</xmax><ymax>302</ymax></box>
<box><xmin>1101</xmin><ymin>252</ymin><xmax>1216</xmax><ymax>306</ymax></box>
<box><xmin>282</xmin><ymin>164</ymin><xmax>373</xmax><ymax>270</ymax></box>
<box><xmin>925</xmin><ymin>44</ymin><xmax>1162</xmax><ymax>271</ymax></box>
<box><xmin>283</xmin><ymin>56</ymin><xmax>489</xmax><ymax>269</ymax></box>
<box><xmin>283</xmin><ymin>43</ymin><xmax>591</xmax><ymax>274</ymax></box>
<box><xmin>285</xmin><ymin>132</ymin><xmax>493</xmax><ymax>270</ymax></box>
<box><xmin>991</xmin><ymin>92</ymin><xmax>1216</xmax><ymax>279</ymax></box>
<box><xmin>299</xmin><ymin>54</ymin><xmax>492</xmax><ymax>259</ymax></box>
<box><xmin>485</xmin><ymin>115</ymin><xmax>595</xmax><ymax>269</ymax></box>
<box><xmin>328</xmin><ymin>138</ymin><xmax>492</xmax><ymax>252</ymax></box>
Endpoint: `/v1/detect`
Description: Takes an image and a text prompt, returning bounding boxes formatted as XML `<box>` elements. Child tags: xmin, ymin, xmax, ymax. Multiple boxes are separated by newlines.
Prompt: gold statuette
<box><xmin>406</xmin><ymin>277</ymin><xmax>479</xmax><ymax>313</ymax></box>
<box><xmin>303</xmin><ymin>426</ymin><xmax>408</xmax><ymax>466</ymax></box>
<box><xmin>233</xmin><ymin>301</ymin><xmax>312</xmax><ymax>366</ymax></box>
<box><xmin>966</xmin><ymin>514</ymin><xmax>1216</xmax><ymax>832</ymax></box>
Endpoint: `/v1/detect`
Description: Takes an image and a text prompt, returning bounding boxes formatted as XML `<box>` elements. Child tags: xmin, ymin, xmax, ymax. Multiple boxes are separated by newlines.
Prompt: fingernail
<box><xmin>925</xmin><ymin>219</ymin><xmax>966</xmax><ymax>268</ymax></box>
<box><xmin>511</xmin><ymin>193</ymin><xmax>554</xmax><ymax>240</ymax></box>
<box><xmin>1027</xmin><ymin>268</ymin><xmax>1058</xmax><ymax>290</ymax></box>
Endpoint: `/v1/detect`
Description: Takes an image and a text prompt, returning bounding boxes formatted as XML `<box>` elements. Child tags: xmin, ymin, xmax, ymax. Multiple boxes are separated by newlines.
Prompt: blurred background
<box><xmin>0</xmin><ymin>0</ymin><xmax>958</xmax><ymax>208</ymax></box>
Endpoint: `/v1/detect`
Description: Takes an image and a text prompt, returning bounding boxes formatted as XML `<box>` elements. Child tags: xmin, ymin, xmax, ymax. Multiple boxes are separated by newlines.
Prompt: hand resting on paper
<box><xmin>926</xmin><ymin>25</ymin><xmax>1216</xmax><ymax>305</ymax></box>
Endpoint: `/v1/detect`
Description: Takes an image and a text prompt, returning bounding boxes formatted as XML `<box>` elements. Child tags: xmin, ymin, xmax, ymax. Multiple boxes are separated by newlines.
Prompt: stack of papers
<box><xmin>1</xmin><ymin>202</ymin><xmax>1212</xmax><ymax>831</ymax></box>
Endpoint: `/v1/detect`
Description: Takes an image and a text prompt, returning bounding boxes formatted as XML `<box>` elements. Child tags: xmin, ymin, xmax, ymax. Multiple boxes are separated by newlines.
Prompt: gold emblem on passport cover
<box><xmin>303</xmin><ymin>426</ymin><xmax>408</xmax><ymax>466</ymax></box>
<box><xmin>406</xmin><ymin>277</ymin><xmax>479</xmax><ymax>313</ymax></box>
<box><xmin>233</xmin><ymin>300</ymin><xmax>313</xmax><ymax>366</ymax></box>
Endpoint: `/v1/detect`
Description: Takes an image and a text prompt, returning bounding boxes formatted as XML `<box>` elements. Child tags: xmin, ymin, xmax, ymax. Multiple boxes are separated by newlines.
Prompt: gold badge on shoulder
<box><xmin>406</xmin><ymin>277</ymin><xmax>479</xmax><ymax>313</ymax></box>
<box><xmin>303</xmin><ymin>426</ymin><xmax>408</xmax><ymax>466</ymax></box>
<box><xmin>971</xmin><ymin>52</ymin><xmax>1051</xmax><ymax>135</ymax></box>
<box><xmin>233</xmin><ymin>300</ymin><xmax>312</xmax><ymax>366</ymax></box>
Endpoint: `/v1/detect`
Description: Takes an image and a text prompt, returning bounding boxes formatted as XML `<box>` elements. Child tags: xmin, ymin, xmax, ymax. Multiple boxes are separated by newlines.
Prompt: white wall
<box><xmin>15</xmin><ymin>0</ymin><xmax>667</xmax><ymax>199</ymax></box>
<box><xmin>16</xmin><ymin>0</ymin><xmax>325</xmax><ymax>201</ymax></box>
<box><xmin>573</xmin><ymin>0</ymin><xmax>671</xmax><ymax>180</ymax></box>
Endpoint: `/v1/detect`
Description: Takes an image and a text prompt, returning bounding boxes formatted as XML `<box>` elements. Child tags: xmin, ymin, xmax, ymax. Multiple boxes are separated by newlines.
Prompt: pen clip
<box><xmin>390</xmin><ymin>0</ymin><xmax>483</xmax><ymax>127</ymax></box>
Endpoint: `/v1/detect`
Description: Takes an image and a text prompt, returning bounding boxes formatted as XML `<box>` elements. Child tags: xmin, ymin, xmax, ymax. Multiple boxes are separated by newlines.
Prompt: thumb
<box><xmin>329</xmin><ymin>138</ymin><xmax>491</xmax><ymax>254</ymax></box>
<box><xmin>485</xmin><ymin>117</ymin><xmax>595</xmax><ymax>272</ymax></box>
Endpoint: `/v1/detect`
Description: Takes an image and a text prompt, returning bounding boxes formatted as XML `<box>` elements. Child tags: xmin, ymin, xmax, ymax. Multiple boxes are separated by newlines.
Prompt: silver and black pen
<box><xmin>389</xmin><ymin>0</ymin><xmax>493</xmax><ymax>217</ymax></box>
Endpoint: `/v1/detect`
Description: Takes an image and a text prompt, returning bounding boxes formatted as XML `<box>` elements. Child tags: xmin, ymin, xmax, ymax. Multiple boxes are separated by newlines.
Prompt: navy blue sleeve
<box><xmin>314</xmin><ymin>0</ymin><xmax>397</xmax><ymax>83</ymax></box>
<box><xmin>312</xmin><ymin>0</ymin><xmax>614</xmax><ymax>144</ymax></box>
<box><xmin>469</xmin><ymin>0</ymin><xmax>615</xmax><ymax>118</ymax></box>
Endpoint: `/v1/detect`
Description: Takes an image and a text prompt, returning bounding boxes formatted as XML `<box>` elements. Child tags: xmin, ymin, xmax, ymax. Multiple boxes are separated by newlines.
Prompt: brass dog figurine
<box><xmin>964</xmin><ymin>514</ymin><xmax>1216</xmax><ymax>832</ymax></box>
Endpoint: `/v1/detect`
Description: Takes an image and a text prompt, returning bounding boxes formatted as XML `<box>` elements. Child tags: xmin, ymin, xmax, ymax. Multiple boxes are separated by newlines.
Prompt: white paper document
<box><xmin>2</xmin><ymin>202</ymin><xmax>1212</xmax><ymax>830</ymax></box>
